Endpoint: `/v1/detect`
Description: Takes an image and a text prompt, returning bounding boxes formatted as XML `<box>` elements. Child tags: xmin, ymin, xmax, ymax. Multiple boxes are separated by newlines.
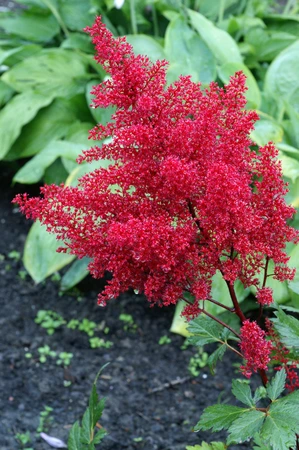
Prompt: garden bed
<box><xmin>0</xmin><ymin>167</ymin><xmax>254</xmax><ymax>450</ymax></box>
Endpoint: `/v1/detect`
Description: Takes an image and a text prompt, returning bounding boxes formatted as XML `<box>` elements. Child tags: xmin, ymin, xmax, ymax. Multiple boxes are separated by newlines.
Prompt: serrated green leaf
<box><xmin>232</xmin><ymin>379</ymin><xmax>255</xmax><ymax>407</ymax></box>
<box><xmin>89</xmin><ymin>384</ymin><xmax>105</xmax><ymax>428</ymax></box>
<box><xmin>272</xmin><ymin>308</ymin><xmax>299</xmax><ymax>348</ymax></box>
<box><xmin>0</xmin><ymin>91</ymin><xmax>53</xmax><ymax>160</ymax></box>
<box><xmin>227</xmin><ymin>410</ymin><xmax>265</xmax><ymax>445</ymax></box>
<box><xmin>266</xmin><ymin>369</ymin><xmax>286</xmax><ymax>401</ymax></box>
<box><xmin>187</xmin><ymin>9</ymin><xmax>242</xmax><ymax>64</ymax></box>
<box><xmin>186</xmin><ymin>442</ymin><xmax>226</xmax><ymax>450</ymax></box>
<box><xmin>207</xmin><ymin>344</ymin><xmax>226</xmax><ymax>375</ymax></box>
<box><xmin>2</xmin><ymin>49</ymin><xmax>88</xmax><ymax>98</ymax></box>
<box><xmin>187</xmin><ymin>315</ymin><xmax>223</xmax><ymax>346</ymax></box>
<box><xmin>81</xmin><ymin>408</ymin><xmax>92</xmax><ymax>445</ymax></box>
<box><xmin>253</xmin><ymin>433</ymin><xmax>271</xmax><ymax>450</ymax></box>
<box><xmin>194</xmin><ymin>404</ymin><xmax>248</xmax><ymax>432</ymax></box>
<box><xmin>68</xmin><ymin>421</ymin><xmax>81</xmax><ymax>450</ymax></box>
<box><xmin>93</xmin><ymin>428</ymin><xmax>107</xmax><ymax>444</ymax></box>
<box><xmin>24</xmin><ymin>222</ymin><xmax>74</xmax><ymax>283</ymax></box>
<box><xmin>260</xmin><ymin>413</ymin><xmax>297</xmax><ymax>450</ymax></box>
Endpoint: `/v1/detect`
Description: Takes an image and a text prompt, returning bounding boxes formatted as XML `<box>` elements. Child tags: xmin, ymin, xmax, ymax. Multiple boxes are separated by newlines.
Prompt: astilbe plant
<box><xmin>14</xmin><ymin>17</ymin><xmax>299</xmax><ymax>449</ymax></box>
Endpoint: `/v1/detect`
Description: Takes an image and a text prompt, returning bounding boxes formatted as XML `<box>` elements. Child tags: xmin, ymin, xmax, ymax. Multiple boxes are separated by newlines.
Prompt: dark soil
<box><xmin>0</xmin><ymin>166</ymin><xmax>255</xmax><ymax>450</ymax></box>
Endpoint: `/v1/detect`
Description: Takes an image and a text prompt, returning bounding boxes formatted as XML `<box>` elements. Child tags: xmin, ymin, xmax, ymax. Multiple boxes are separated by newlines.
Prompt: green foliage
<box><xmin>68</xmin><ymin>365</ymin><xmax>108</xmax><ymax>449</ymax></box>
<box><xmin>15</xmin><ymin>431</ymin><xmax>33</xmax><ymax>450</ymax></box>
<box><xmin>188</xmin><ymin>348</ymin><xmax>209</xmax><ymax>377</ymax></box>
<box><xmin>186</xmin><ymin>442</ymin><xmax>226</xmax><ymax>450</ymax></box>
<box><xmin>35</xmin><ymin>310</ymin><xmax>65</xmax><ymax>335</ymax></box>
<box><xmin>89</xmin><ymin>338</ymin><xmax>113</xmax><ymax>349</ymax></box>
<box><xmin>158</xmin><ymin>335</ymin><xmax>172</xmax><ymax>345</ymax></box>
<box><xmin>119</xmin><ymin>313</ymin><xmax>137</xmax><ymax>332</ymax></box>
<box><xmin>56</xmin><ymin>352</ymin><xmax>73</xmax><ymax>367</ymax></box>
<box><xmin>37</xmin><ymin>406</ymin><xmax>54</xmax><ymax>434</ymax></box>
<box><xmin>38</xmin><ymin>345</ymin><xmax>57</xmax><ymax>363</ymax></box>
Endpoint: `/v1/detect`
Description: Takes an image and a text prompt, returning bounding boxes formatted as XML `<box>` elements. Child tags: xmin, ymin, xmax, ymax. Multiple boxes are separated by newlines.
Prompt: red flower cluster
<box><xmin>13</xmin><ymin>17</ymin><xmax>298</xmax><ymax>312</ymax></box>
<box><xmin>256</xmin><ymin>287</ymin><xmax>273</xmax><ymax>306</ymax></box>
<box><xmin>266</xmin><ymin>318</ymin><xmax>299</xmax><ymax>391</ymax></box>
<box><xmin>240</xmin><ymin>320</ymin><xmax>273</xmax><ymax>378</ymax></box>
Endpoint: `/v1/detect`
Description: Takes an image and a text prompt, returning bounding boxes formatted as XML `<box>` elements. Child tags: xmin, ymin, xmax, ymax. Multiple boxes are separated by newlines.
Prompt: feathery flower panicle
<box><xmin>240</xmin><ymin>320</ymin><xmax>273</xmax><ymax>378</ymax></box>
<box><xmin>13</xmin><ymin>17</ymin><xmax>298</xmax><ymax>313</ymax></box>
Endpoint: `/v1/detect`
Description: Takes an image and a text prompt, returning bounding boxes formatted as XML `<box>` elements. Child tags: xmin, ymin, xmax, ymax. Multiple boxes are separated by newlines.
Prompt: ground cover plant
<box><xmin>12</xmin><ymin>14</ymin><xmax>299</xmax><ymax>449</ymax></box>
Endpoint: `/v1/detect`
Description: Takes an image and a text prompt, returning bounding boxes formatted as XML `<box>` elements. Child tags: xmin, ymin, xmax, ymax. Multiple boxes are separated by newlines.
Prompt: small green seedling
<box><xmin>50</xmin><ymin>272</ymin><xmax>61</xmax><ymax>282</ymax></box>
<box><xmin>158</xmin><ymin>335</ymin><xmax>171</xmax><ymax>345</ymax></box>
<box><xmin>8</xmin><ymin>250</ymin><xmax>21</xmax><ymax>261</ymax></box>
<box><xmin>38</xmin><ymin>345</ymin><xmax>57</xmax><ymax>363</ymax></box>
<box><xmin>15</xmin><ymin>431</ymin><xmax>33</xmax><ymax>450</ymax></box>
<box><xmin>67</xmin><ymin>319</ymin><xmax>80</xmax><ymax>330</ymax></box>
<box><xmin>36</xmin><ymin>406</ymin><xmax>53</xmax><ymax>434</ymax></box>
<box><xmin>35</xmin><ymin>310</ymin><xmax>65</xmax><ymax>335</ymax></box>
<box><xmin>133</xmin><ymin>437</ymin><xmax>143</xmax><ymax>442</ymax></box>
<box><xmin>119</xmin><ymin>313</ymin><xmax>137</xmax><ymax>332</ymax></box>
<box><xmin>89</xmin><ymin>337</ymin><xmax>113</xmax><ymax>349</ymax></box>
<box><xmin>56</xmin><ymin>352</ymin><xmax>73</xmax><ymax>367</ymax></box>
<box><xmin>79</xmin><ymin>318</ymin><xmax>97</xmax><ymax>336</ymax></box>
<box><xmin>188</xmin><ymin>348</ymin><xmax>209</xmax><ymax>377</ymax></box>
<box><xmin>68</xmin><ymin>364</ymin><xmax>108</xmax><ymax>449</ymax></box>
<box><xmin>18</xmin><ymin>270</ymin><xmax>27</xmax><ymax>280</ymax></box>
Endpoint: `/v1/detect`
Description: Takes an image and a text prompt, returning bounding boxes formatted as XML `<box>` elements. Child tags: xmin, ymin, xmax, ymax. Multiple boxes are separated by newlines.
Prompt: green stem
<box><xmin>284</xmin><ymin>0</ymin><xmax>295</xmax><ymax>14</ymax></box>
<box><xmin>130</xmin><ymin>0</ymin><xmax>138</xmax><ymax>35</ymax></box>
<box><xmin>42</xmin><ymin>0</ymin><xmax>69</xmax><ymax>37</ymax></box>
<box><xmin>152</xmin><ymin>4</ymin><xmax>159</xmax><ymax>38</ymax></box>
<box><xmin>218</xmin><ymin>0</ymin><xmax>225</xmax><ymax>24</ymax></box>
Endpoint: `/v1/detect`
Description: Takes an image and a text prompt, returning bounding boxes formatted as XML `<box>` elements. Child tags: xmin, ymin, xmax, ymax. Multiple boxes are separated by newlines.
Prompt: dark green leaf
<box><xmin>207</xmin><ymin>344</ymin><xmax>226</xmax><ymax>375</ymax></box>
<box><xmin>81</xmin><ymin>409</ymin><xmax>92</xmax><ymax>445</ymax></box>
<box><xmin>0</xmin><ymin>80</ymin><xmax>14</xmax><ymax>107</ymax></box>
<box><xmin>89</xmin><ymin>384</ymin><xmax>105</xmax><ymax>427</ymax></box>
<box><xmin>232</xmin><ymin>379</ymin><xmax>255</xmax><ymax>407</ymax></box>
<box><xmin>2</xmin><ymin>49</ymin><xmax>88</xmax><ymax>98</ymax></box>
<box><xmin>93</xmin><ymin>428</ymin><xmax>107</xmax><ymax>444</ymax></box>
<box><xmin>43</xmin><ymin>158</ymin><xmax>69</xmax><ymax>185</ymax></box>
<box><xmin>186</xmin><ymin>442</ymin><xmax>226</xmax><ymax>450</ymax></box>
<box><xmin>227</xmin><ymin>410</ymin><xmax>265</xmax><ymax>445</ymax></box>
<box><xmin>260</xmin><ymin>413</ymin><xmax>296</xmax><ymax>450</ymax></box>
<box><xmin>0</xmin><ymin>91</ymin><xmax>53</xmax><ymax>160</ymax></box>
<box><xmin>194</xmin><ymin>404</ymin><xmax>248</xmax><ymax>432</ymax></box>
<box><xmin>187</xmin><ymin>315</ymin><xmax>223</xmax><ymax>346</ymax></box>
<box><xmin>68</xmin><ymin>421</ymin><xmax>81</xmax><ymax>450</ymax></box>
<box><xmin>266</xmin><ymin>369</ymin><xmax>286</xmax><ymax>401</ymax></box>
<box><xmin>58</xmin><ymin>0</ymin><xmax>95</xmax><ymax>31</ymax></box>
<box><xmin>61</xmin><ymin>32</ymin><xmax>94</xmax><ymax>53</ymax></box>
<box><xmin>0</xmin><ymin>11</ymin><xmax>59</xmax><ymax>42</ymax></box>
<box><xmin>272</xmin><ymin>308</ymin><xmax>299</xmax><ymax>348</ymax></box>
<box><xmin>86</xmin><ymin>81</ymin><xmax>115</xmax><ymax>125</ymax></box>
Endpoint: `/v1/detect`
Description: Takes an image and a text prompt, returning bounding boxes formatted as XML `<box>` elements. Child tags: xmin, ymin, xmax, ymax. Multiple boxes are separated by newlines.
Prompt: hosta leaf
<box><xmin>194</xmin><ymin>404</ymin><xmax>248</xmax><ymax>432</ymax></box>
<box><xmin>2</xmin><ymin>49</ymin><xmax>88</xmax><ymax>98</ymax></box>
<box><xmin>13</xmin><ymin>140</ymin><xmax>85</xmax><ymax>184</ymax></box>
<box><xmin>288</xmin><ymin>244</ymin><xmax>299</xmax><ymax>294</ymax></box>
<box><xmin>0</xmin><ymin>11</ymin><xmax>59</xmax><ymax>42</ymax></box>
<box><xmin>164</xmin><ymin>15</ymin><xmax>216</xmax><ymax>84</ymax></box>
<box><xmin>60</xmin><ymin>257</ymin><xmax>91</xmax><ymax>291</ymax></box>
<box><xmin>187</xmin><ymin>9</ymin><xmax>242</xmax><ymax>64</ymax></box>
<box><xmin>279</xmin><ymin>152</ymin><xmax>299</xmax><ymax>182</ymax></box>
<box><xmin>272</xmin><ymin>308</ymin><xmax>299</xmax><ymax>348</ymax></box>
<box><xmin>7</xmin><ymin>98</ymin><xmax>77</xmax><ymax>161</ymax></box>
<box><xmin>266</xmin><ymin>369</ymin><xmax>286</xmax><ymax>401</ymax></box>
<box><xmin>0</xmin><ymin>91</ymin><xmax>53</xmax><ymax>160</ymax></box>
<box><xmin>67</xmin><ymin>421</ymin><xmax>81</xmax><ymax>450</ymax></box>
<box><xmin>86</xmin><ymin>81</ymin><xmax>115</xmax><ymax>125</ymax></box>
<box><xmin>58</xmin><ymin>0</ymin><xmax>95</xmax><ymax>31</ymax></box>
<box><xmin>187</xmin><ymin>315</ymin><xmax>223</xmax><ymax>346</ymax></box>
<box><xmin>0</xmin><ymin>80</ymin><xmax>14</xmax><ymax>107</ymax></box>
<box><xmin>232</xmin><ymin>379</ymin><xmax>255</xmax><ymax>407</ymax></box>
<box><xmin>227</xmin><ymin>410</ymin><xmax>265</xmax><ymax>445</ymax></box>
<box><xmin>126</xmin><ymin>34</ymin><xmax>166</xmax><ymax>62</ymax></box>
<box><xmin>250</xmin><ymin>119</ymin><xmax>283</xmax><ymax>146</ymax></box>
<box><xmin>207</xmin><ymin>344</ymin><xmax>226</xmax><ymax>375</ymax></box>
<box><xmin>24</xmin><ymin>222</ymin><xmax>74</xmax><ymax>283</ymax></box>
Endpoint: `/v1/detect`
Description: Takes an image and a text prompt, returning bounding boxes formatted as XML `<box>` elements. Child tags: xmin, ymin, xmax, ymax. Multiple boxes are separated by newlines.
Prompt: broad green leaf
<box><xmin>209</xmin><ymin>271</ymin><xmax>248</xmax><ymax>316</ymax></box>
<box><xmin>7</xmin><ymin>98</ymin><xmax>77</xmax><ymax>161</ymax></box>
<box><xmin>58</xmin><ymin>0</ymin><xmax>95</xmax><ymax>31</ymax></box>
<box><xmin>13</xmin><ymin>140</ymin><xmax>85</xmax><ymax>184</ymax></box>
<box><xmin>245</xmin><ymin>27</ymin><xmax>296</xmax><ymax>62</ymax></box>
<box><xmin>253</xmin><ymin>433</ymin><xmax>271</xmax><ymax>450</ymax></box>
<box><xmin>0</xmin><ymin>91</ymin><xmax>53</xmax><ymax>160</ymax></box>
<box><xmin>86</xmin><ymin>80</ymin><xmax>115</xmax><ymax>125</ymax></box>
<box><xmin>0</xmin><ymin>11</ymin><xmax>59</xmax><ymax>42</ymax></box>
<box><xmin>60</xmin><ymin>257</ymin><xmax>91</xmax><ymax>291</ymax></box>
<box><xmin>24</xmin><ymin>222</ymin><xmax>74</xmax><ymax>283</ymax></box>
<box><xmin>187</xmin><ymin>315</ymin><xmax>223</xmax><ymax>346</ymax></box>
<box><xmin>227</xmin><ymin>410</ymin><xmax>265</xmax><ymax>445</ymax></box>
<box><xmin>194</xmin><ymin>404</ymin><xmax>248</xmax><ymax>432</ymax></box>
<box><xmin>260</xmin><ymin>410</ymin><xmax>297</xmax><ymax>450</ymax></box>
<box><xmin>81</xmin><ymin>408</ymin><xmax>92</xmax><ymax>444</ymax></box>
<box><xmin>0</xmin><ymin>44</ymin><xmax>41</xmax><ymax>67</ymax></box>
<box><xmin>265</xmin><ymin>41</ymin><xmax>299</xmax><ymax>112</ymax></box>
<box><xmin>164</xmin><ymin>16</ymin><xmax>216</xmax><ymax>85</ymax></box>
<box><xmin>251</xmin><ymin>260</ymin><xmax>289</xmax><ymax>305</ymax></box>
<box><xmin>2</xmin><ymin>49</ymin><xmax>88</xmax><ymax>98</ymax></box>
<box><xmin>250</xmin><ymin>119</ymin><xmax>284</xmax><ymax>146</ymax></box>
<box><xmin>207</xmin><ymin>344</ymin><xmax>226</xmax><ymax>375</ymax></box>
<box><xmin>288</xmin><ymin>244</ymin><xmax>299</xmax><ymax>294</ymax></box>
<box><xmin>170</xmin><ymin>299</ymin><xmax>190</xmax><ymax>337</ymax></box>
<box><xmin>65</xmin><ymin>159</ymin><xmax>112</xmax><ymax>188</ymax></box>
<box><xmin>68</xmin><ymin>421</ymin><xmax>81</xmax><ymax>450</ymax></box>
<box><xmin>232</xmin><ymin>379</ymin><xmax>255</xmax><ymax>407</ymax></box>
<box><xmin>266</xmin><ymin>369</ymin><xmax>286</xmax><ymax>401</ymax></box>
<box><xmin>279</xmin><ymin>152</ymin><xmax>299</xmax><ymax>182</ymax></box>
<box><xmin>186</xmin><ymin>442</ymin><xmax>226</xmax><ymax>450</ymax></box>
<box><xmin>287</xmin><ymin>104</ymin><xmax>299</xmax><ymax>148</ymax></box>
<box><xmin>198</xmin><ymin>0</ymin><xmax>239</xmax><ymax>21</ymax></box>
<box><xmin>217</xmin><ymin>62</ymin><xmax>261</xmax><ymax>110</ymax></box>
<box><xmin>61</xmin><ymin>32</ymin><xmax>94</xmax><ymax>53</ymax></box>
<box><xmin>277</xmin><ymin>143</ymin><xmax>299</xmax><ymax>160</ymax></box>
<box><xmin>43</xmin><ymin>158</ymin><xmax>69</xmax><ymax>185</ymax></box>
<box><xmin>126</xmin><ymin>34</ymin><xmax>166</xmax><ymax>62</ymax></box>
<box><xmin>0</xmin><ymin>80</ymin><xmax>14</xmax><ymax>107</ymax></box>
<box><xmin>187</xmin><ymin>9</ymin><xmax>242</xmax><ymax>64</ymax></box>
<box><xmin>272</xmin><ymin>308</ymin><xmax>299</xmax><ymax>348</ymax></box>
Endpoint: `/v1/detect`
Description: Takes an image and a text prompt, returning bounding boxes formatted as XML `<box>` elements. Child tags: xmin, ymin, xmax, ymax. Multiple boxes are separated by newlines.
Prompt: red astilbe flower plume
<box><xmin>239</xmin><ymin>320</ymin><xmax>273</xmax><ymax>378</ymax></box>
<box><xmin>13</xmin><ymin>17</ymin><xmax>298</xmax><ymax>311</ymax></box>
